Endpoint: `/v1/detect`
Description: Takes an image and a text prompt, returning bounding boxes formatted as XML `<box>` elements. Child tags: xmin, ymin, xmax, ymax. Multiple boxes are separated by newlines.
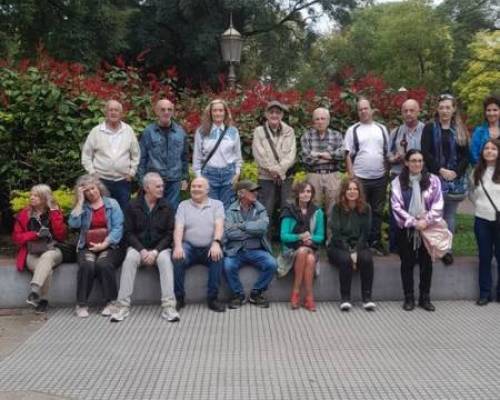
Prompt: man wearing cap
<box><xmin>223</xmin><ymin>180</ymin><xmax>278</xmax><ymax>309</ymax></box>
<box><xmin>301</xmin><ymin>107</ymin><xmax>344</xmax><ymax>217</ymax></box>
<box><xmin>252</xmin><ymin>100</ymin><xmax>296</xmax><ymax>232</ymax></box>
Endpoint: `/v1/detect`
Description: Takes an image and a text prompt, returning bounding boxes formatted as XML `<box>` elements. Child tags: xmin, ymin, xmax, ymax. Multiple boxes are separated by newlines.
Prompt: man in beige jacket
<box><xmin>252</xmin><ymin>100</ymin><xmax>296</xmax><ymax>234</ymax></box>
<box><xmin>81</xmin><ymin>100</ymin><xmax>140</xmax><ymax>210</ymax></box>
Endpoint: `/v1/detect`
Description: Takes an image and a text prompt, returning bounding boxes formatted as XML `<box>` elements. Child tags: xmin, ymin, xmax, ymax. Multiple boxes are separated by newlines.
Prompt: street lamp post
<box><xmin>220</xmin><ymin>13</ymin><xmax>243</xmax><ymax>89</ymax></box>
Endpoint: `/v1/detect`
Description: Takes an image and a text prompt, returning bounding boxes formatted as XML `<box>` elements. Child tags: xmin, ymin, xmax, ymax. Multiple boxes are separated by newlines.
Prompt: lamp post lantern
<box><xmin>220</xmin><ymin>13</ymin><xmax>242</xmax><ymax>89</ymax></box>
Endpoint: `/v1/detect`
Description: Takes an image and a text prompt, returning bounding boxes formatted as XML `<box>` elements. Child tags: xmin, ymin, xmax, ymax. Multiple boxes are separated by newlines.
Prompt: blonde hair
<box><xmin>30</xmin><ymin>184</ymin><xmax>57</xmax><ymax>211</ymax></box>
<box><xmin>200</xmin><ymin>99</ymin><xmax>233</xmax><ymax>135</ymax></box>
<box><xmin>73</xmin><ymin>174</ymin><xmax>109</xmax><ymax>205</ymax></box>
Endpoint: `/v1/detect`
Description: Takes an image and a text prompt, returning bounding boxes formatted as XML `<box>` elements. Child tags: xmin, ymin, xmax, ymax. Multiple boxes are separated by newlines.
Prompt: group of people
<box><xmin>12</xmin><ymin>93</ymin><xmax>500</xmax><ymax>319</ymax></box>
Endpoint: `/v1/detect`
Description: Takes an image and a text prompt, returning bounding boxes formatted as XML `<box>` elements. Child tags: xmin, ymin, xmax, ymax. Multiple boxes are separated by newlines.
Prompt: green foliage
<box><xmin>454</xmin><ymin>31</ymin><xmax>500</xmax><ymax>126</ymax></box>
<box><xmin>240</xmin><ymin>161</ymin><xmax>259</xmax><ymax>183</ymax></box>
<box><xmin>453</xmin><ymin>214</ymin><xmax>477</xmax><ymax>256</ymax></box>
<box><xmin>10</xmin><ymin>187</ymin><xmax>74</xmax><ymax>215</ymax></box>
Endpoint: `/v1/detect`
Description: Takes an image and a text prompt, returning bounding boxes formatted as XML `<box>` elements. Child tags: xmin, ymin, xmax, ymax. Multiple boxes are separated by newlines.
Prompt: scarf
<box><xmin>408</xmin><ymin>173</ymin><xmax>424</xmax><ymax>250</ymax></box>
<box><xmin>432</xmin><ymin>120</ymin><xmax>458</xmax><ymax>170</ymax></box>
<box><xmin>281</xmin><ymin>203</ymin><xmax>318</xmax><ymax>249</ymax></box>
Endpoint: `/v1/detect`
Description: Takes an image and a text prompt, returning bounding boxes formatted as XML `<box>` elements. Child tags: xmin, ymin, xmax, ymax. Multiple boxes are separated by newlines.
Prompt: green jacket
<box><xmin>280</xmin><ymin>208</ymin><xmax>325</xmax><ymax>248</ymax></box>
<box><xmin>328</xmin><ymin>204</ymin><xmax>371</xmax><ymax>252</ymax></box>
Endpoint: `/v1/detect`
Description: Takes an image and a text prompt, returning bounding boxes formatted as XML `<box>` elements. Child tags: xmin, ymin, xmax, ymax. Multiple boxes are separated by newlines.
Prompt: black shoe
<box><xmin>207</xmin><ymin>298</ymin><xmax>226</xmax><ymax>312</ymax></box>
<box><xmin>418</xmin><ymin>298</ymin><xmax>436</xmax><ymax>312</ymax></box>
<box><xmin>35</xmin><ymin>299</ymin><xmax>48</xmax><ymax>314</ymax></box>
<box><xmin>476</xmin><ymin>298</ymin><xmax>489</xmax><ymax>306</ymax></box>
<box><xmin>496</xmin><ymin>293</ymin><xmax>500</xmax><ymax>303</ymax></box>
<box><xmin>26</xmin><ymin>292</ymin><xmax>40</xmax><ymax>307</ymax></box>
<box><xmin>403</xmin><ymin>298</ymin><xmax>415</xmax><ymax>311</ymax></box>
<box><xmin>248</xmin><ymin>291</ymin><xmax>270</xmax><ymax>308</ymax></box>
<box><xmin>370</xmin><ymin>241</ymin><xmax>388</xmax><ymax>256</ymax></box>
<box><xmin>441</xmin><ymin>253</ymin><xmax>454</xmax><ymax>266</ymax></box>
<box><xmin>228</xmin><ymin>294</ymin><xmax>245</xmax><ymax>309</ymax></box>
<box><xmin>175</xmin><ymin>296</ymin><xmax>185</xmax><ymax>311</ymax></box>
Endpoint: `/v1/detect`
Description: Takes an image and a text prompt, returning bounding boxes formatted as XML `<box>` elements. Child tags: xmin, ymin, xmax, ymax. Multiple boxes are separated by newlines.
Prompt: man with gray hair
<box><xmin>111</xmin><ymin>172</ymin><xmax>179</xmax><ymax>322</ymax></box>
<box><xmin>301</xmin><ymin>107</ymin><xmax>345</xmax><ymax>216</ymax></box>
<box><xmin>81</xmin><ymin>99</ymin><xmax>140</xmax><ymax>210</ymax></box>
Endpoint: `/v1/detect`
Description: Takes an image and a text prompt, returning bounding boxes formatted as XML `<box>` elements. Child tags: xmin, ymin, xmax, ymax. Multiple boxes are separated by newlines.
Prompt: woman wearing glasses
<box><xmin>421</xmin><ymin>94</ymin><xmax>469</xmax><ymax>265</ymax></box>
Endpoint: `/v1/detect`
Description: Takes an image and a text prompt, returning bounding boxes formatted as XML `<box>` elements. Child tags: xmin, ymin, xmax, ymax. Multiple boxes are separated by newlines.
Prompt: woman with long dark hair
<box><xmin>391</xmin><ymin>150</ymin><xmax>444</xmax><ymax>311</ymax></box>
<box><xmin>327</xmin><ymin>178</ymin><xmax>375</xmax><ymax>311</ymax></box>
<box><xmin>470</xmin><ymin>95</ymin><xmax>500</xmax><ymax>166</ymax></box>
<box><xmin>421</xmin><ymin>94</ymin><xmax>469</xmax><ymax>265</ymax></box>
<box><xmin>469</xmin><ymin>139</ymin><xmax>500</xmax><ymax>305</ymax></box>
<box><xmin>279</xmin><ymin>181</ymin><xmax>325</xmax><ymax>311</ymax></box>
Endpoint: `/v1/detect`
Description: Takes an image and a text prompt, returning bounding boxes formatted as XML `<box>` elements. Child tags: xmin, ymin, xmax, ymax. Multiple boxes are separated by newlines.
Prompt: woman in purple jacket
<box><xmin>391</xmin><ymin>149</ymin><xmax>444</xmax><ymax>312</ymax></box>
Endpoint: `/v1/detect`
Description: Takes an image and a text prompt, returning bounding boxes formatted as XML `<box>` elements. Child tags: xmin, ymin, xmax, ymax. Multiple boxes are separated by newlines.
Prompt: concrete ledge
<box><xmin>0</xmin><ymin>255</ymin><xmax>487</xmax><ymax>308</ymax></box>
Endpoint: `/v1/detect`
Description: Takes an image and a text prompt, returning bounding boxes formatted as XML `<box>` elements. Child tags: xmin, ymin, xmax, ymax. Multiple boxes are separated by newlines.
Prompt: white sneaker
<box><xmin>110</xmin><ymin>307</ymin><xmax>130</xmax><ymax>322</ymax></box>
<box><xmin>101</xmin><ymin>303</ymin><xmax>117</xmax><ymax>317</ymax></box>
<box><xmin>340</xmin><ymin>302</ymin><xmax>352</xmax><ymax>311</ymax></box>
<box><xmin>161</xmin><ymin>306</ymin><xmax>180</xmax><ymax>322</ymax></box>
<box><xmin>363</xmin><ymin>301</ymin><xmax>377</xmax><ymax>311</ymax></box>
<box><xmin>75</xmin><ymin>305</ymin><xmax>89</xmax><ymax>318</ymax></box>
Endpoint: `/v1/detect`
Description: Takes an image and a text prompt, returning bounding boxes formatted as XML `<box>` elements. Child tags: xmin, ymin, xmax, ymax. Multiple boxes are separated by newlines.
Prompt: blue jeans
<box><xmin>163</xmin><ymin>179</ymin><xmax>181</xmax><ymax>211</ymax></box>
<box><xmin>173</xmin><ymin>242</ymin><xmax>223</xmax><ymax>299</ymax></box>
<box><xmin>474</xmin><ymin>217</ymin><xmax>500</xmax><ymax>299</ymax></box>
<box><xmin>202</xmin><ymin>164</ymin><xmax>235</xmax><ymax>209</ymax></box>
<box><xmin>443</xmin><ymin>195</ymin><xmax>461</xmax><ymax>235</ymax></box>
<box><xmin>101</xmin><ymin>179</ymin><xmax>131</xmax><ymax>211</ymax></box>
<box><xmin>224</xmin><ymin>249</ymin><xmax>277</xmax><ymax>296</ymax></box>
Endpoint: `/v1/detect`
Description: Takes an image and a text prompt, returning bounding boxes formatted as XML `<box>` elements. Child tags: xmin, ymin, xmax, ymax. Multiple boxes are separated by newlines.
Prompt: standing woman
<box><xmin>68</xmin><ymin>174</ymin><xmax>124</xmax><ymax>318</ymax></box>
<box><xmin>421</xmin><ymin>94</ymin><xmax>469</xmax><ymax>265</ymax></box>
<box><xmin>12</xmin><ymin>184</ymin><xmax>67</xmax><ymax>313</ymax></box>
<box><xmin>193</xmin><ymin>99</ymin><xmax>242</xmax><ymax>209</ymax></box>
<box><xmin>327</xmin><ymin>178</ymin><xmax>375</xmax><ymax>312</ymax></box>
<box><xmin>470</xmin><ymin>95</ymin><xmax>500</xmax><ymax>166</ymax></box>
<box><xmin>469</xmin><ymin>139</ymin><xmax>500</xmax><ymax>305</ymax></box>
<box><xmin>279</xmin><ymin>182</ymin><xmax>325</xmax><ymax>311</ymax></box>
<box><xmin>391</xmin><ymin>150</ymin><xmax>444</xmax><ymax>312</ymax></box>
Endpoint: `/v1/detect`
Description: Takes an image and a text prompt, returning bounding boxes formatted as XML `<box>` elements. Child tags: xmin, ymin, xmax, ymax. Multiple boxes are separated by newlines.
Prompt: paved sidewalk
<box><xmin>0</xmin><ymin>302</ymin><xmax>499</xmax><ymax>400</ymax></box>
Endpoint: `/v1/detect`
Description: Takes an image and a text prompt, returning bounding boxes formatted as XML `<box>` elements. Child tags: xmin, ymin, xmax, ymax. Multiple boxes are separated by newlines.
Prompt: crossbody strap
<box><xmin>201</xmin><ymin>126</ymin><xmax>229</xmax><ymax>171</ymax></box>
<box><xmin>479</xmin><ymin>178</ymin><xmax>499</xmax><ymax>212</ymax></box>
<box><xmin>263</xmin><ymin>123</ymin><xmax>281</xmax><ymax>164</ymax></box>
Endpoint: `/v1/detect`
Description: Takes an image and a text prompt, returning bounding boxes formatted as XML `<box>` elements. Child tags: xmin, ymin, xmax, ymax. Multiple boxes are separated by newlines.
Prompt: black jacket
<box><xmin>124</xmin><ymin>196</ymin><xmax>174</xmax><ymax>252</ymax></box>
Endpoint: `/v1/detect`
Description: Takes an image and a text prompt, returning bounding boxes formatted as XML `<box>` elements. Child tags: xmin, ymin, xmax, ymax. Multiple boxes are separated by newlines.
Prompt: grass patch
<box><xmin>453</xmin><ymin>214</ymin><xmax>477</xmax><ymax>256</ymax></box>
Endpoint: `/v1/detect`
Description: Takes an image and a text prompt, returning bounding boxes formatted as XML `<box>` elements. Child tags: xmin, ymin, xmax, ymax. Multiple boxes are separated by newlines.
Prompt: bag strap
<box><xmin>479</xmin><ymin>178</ymin><xmax>499</xmax><ymax>212</ymax></box>
<box><xmin>263</xmin><ymin>123</ymin><xmax>281</xmax><ymax>164</ymax></box>
<box><xmin>350</xmin><ymin>123</ymin><xmax>361</xmax><ymax>162</ymax></box>
<box><xmin>351</xmin><ymin>123</ymin><xmax>388</xmax><ymax>163</ymax></box>
<box><xmin>201</xmin><ymin>126</ymin><xmax>229</xmax><ymax>171</ymax></box>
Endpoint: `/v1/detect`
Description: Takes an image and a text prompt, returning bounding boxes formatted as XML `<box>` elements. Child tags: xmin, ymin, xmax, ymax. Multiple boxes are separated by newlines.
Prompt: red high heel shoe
<box><xmin>290</xmin><ymin>291</ymin><xmax>300</xmax><ymax>309</ymax></box>
<box><xmin>304</xmin><ymin>295</ymin><xmax>316</xmax><ymax>312</ymax></box>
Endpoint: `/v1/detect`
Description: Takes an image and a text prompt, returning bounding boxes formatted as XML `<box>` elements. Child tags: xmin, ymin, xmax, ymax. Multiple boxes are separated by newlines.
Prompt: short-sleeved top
<box><xmin>344</xmin><ymin>122</ymin><xmax>389</xmax><ymax>179</ymax></box>
<box><xmin>175</xmin><ymin>198</ymin><xmax>225</xmax><ymax>247</ymax></box>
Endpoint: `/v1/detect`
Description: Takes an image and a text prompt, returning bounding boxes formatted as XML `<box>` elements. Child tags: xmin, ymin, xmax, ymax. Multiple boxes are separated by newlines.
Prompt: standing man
<box><xmin>252</xmin><ymin>100</ymin><xmax>296</xmax><ymax>232</ymax></box>
<box><xmin>344</xmin><ymin>98</ymin><xmax>390</xmax><ymax>256</ymax></box>
<box><xmin>111</xmin><ymin>172</ymin><xmax>179</xmax><ymax>323</ymax></box>
<box><xmin>224</xmin><ymin>181</ymin><xmax>278</xmax><ymax>309</ymax></box>
<box><xmin>137</xmin><ymin>99</ymin><xmax>189</xmax><ymax>210</ymax></box>
<box><xmin>172</xmin><ymin>177</ymin><xmax>226</xmax><ymax>312</ymax></box>
<box><xmin>81</xmin><ymin>99</ymin><xmax>140</xmax><ymax>210</ymax></box>
<box><xmin>301</xmin><ymin>107</ymin><xmax>345</xmax><ymax>216</ymax></box>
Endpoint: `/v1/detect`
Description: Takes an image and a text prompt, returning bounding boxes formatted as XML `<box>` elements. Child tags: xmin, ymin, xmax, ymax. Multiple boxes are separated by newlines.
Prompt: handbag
<box><xmin>85</xmin><ymin>227</ymin><xmax>108</xmax><ymax>245</ymax></box>
<box><xmin>479</xmin><ymin>178</ymin><xmax>500</xmax><ymax>228</ymax></box>
<box><xmin>420</xmin><ymin>219</ymin><xmax>453</xmax><ymax>262</ymax></box>
<box><xmin>27</xmin><ymin>239</ymin><xmax>52</xmax><ymax>255</ymax></box>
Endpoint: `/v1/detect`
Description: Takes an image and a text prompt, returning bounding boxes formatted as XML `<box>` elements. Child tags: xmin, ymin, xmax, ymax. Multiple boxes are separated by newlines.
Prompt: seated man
<box><xmin>224</xmin><ymin>180</ymin><xmax>278</xmax><ymax>309</ymax></box>
<box><xmin>172</xmin><ymin>177</ymin><xmax>226</xmax><ymax>312</ymax></box>
<box><xmin>111</xmin><ymin>172</ymin><xmax>179</xmax><ymax>322</ymax></box>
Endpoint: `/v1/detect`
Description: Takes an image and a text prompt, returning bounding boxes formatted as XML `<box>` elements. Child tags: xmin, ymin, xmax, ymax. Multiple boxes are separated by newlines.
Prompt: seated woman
<box><xmin>469</xmin><ymin>139</ymin><xmax>500</xmax><ymax>305</ymax></box>
<box><xmin>391</xmin><ymin>149</ymin><xmax>443</xmax><ymax>312</ymax></box>
<box><xmin>12</xmin><ymin>184</ymin><xmax>67</xmax><ymax>313</ymax></box>
<box><xmin>327</xmin><ymin>178</ymin><xmax>375</xmax><ymax>311</ymax></box>
<box><xmin>68</xmin><ymin>174</ymin><xmax>124</xmax><ymax>318</ymax></box>
<box><xmin>279</xmin><ymin>181</ymin><xmax>325</xmax><ymax>311</ymax></box>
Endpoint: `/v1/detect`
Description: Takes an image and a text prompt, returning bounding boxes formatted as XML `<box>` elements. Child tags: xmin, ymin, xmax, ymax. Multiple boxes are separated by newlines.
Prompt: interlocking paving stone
<box><xmin>0</xmin><ymin>302</ymin><xmax>499</xmax><ymax>400</ymax></box>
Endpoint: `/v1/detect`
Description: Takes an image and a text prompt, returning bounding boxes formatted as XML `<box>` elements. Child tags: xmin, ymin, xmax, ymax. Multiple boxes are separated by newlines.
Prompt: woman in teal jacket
<box><xmin>470</xmin><ymin>95</ymin><xmax>500</xmax><ymax>166</ymax></box>
<box><xmin>279</xmin><ymin>181</ymin><xmax>324</xmax><ymax>311</ymax></box>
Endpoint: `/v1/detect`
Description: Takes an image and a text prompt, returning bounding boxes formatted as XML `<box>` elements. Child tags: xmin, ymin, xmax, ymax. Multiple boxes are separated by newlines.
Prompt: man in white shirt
<box><xmin>81</xmin><ymin>100</ymin><xmax>140</xmax><ymax>210</ymax></box>
<box><xmin>344</xmin><ymin>98</ymin><xmax>390</xmax><ymax>255</ymax></box>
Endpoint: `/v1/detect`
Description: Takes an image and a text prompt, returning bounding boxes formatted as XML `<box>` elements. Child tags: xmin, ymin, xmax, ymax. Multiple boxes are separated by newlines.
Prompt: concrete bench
<box><xmin>0</xmin><ymin>255</ymin><xmax>485</xmax><ymax>308</ymax></box>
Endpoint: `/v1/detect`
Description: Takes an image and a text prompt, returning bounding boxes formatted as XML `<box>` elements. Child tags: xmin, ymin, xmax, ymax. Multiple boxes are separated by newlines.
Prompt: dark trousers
<box><xmin>101</xmin><ymin>179</ymin><xmax>131</xmax><ymax>211</ymax></box>
<box><xmin>258</xmin><ymin>178</ymin><xmax>292</xmax><ymax>237</ymax></box>
<box><xmin>474</xmin><ymin>217</ymin><xmax>500</xmax><ymax>299</ymax></box>
<box><xmin>328</xmin><ymin>247</ymin><xmax>373</xmax><ymax>301</ymax></box>
<box><xmin>359</xmin><ymin>176</ymin><xmax>388</xmax><ymax>245</ymax></box>
<box><xmin>77</xmin><ymin>248</ymin><xmax>120</xmax><ymax>306</ymax></box>
<box><xmin>397</xmin><ymin>229</ymin><xmax>432</xmax><ymax>298</ymax></box>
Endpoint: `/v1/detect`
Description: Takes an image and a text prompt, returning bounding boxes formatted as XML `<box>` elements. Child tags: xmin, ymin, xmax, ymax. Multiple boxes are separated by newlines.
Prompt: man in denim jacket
<box><xmin>138</xmin><ymin>99</ymin><xmax>189</xmax><ymax>210</ymax></box>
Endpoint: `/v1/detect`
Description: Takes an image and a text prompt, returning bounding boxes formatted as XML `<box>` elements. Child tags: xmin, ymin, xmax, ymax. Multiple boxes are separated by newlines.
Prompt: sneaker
<box><xmin>34</xmin><ymin>299</ymin><xmax>48</xmax><ymax>314</ymax></box>
<box><xmin>110</xmin><ymin>306</ymin><xmax>130</xmax><ymax>322</ymax></box>
<box><xmin>161</xmin><ymin>306</ymin><xmax>180</xmax><ymax>322</ymax></box>
<box><xmin>340</xmin><ymin>302</ymin><xmax>352</xmax><ymax>311</ymax></box>
<box><xmin>248</xmin><ymin>291</ymin><xmax>270</xmax><ymax>308</ymax></box>
<box><xmin>370</xmin><ymin>241</ymin><xmax>388</xmax><ymax>256</ymax></box>
<box><xmin>363</xmin><ymin>301</ymin><xmax>377</xmax><ymax>311</ymax></box>
<box><xmin>228</xmin><ymin>294</ymin><xmax>245</xmax><ymax>309</ymax></box>
<box><xmin>101</xmin><ymin>302</ymin><xmax>117</xmax><ymax>317</ymax></box>
<box><xmin>207</xmin><ymin>298</ymin><xmax>226</xmax><ymax>312</ymax></box>
<box><xmin>75</xmin><ymin>305</ymin><xmax>89</xmax><ymax>318</ymax></box>
<box><xmin>175</xmin><ymin>296</ymin><xmax>185</xmax><ymax>311</ymax></box>
<box><xmin>442</xmin><ymin>253</ymin><xmax>454</xmax><ymax>266</ymax></box>
<box><xmin>26</xmin><ymin>292</ymin><xmax>40</xmax><ymax>307</ymax></box>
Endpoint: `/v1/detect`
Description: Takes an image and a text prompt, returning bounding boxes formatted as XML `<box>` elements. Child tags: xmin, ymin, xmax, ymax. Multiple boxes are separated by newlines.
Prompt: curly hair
<box><xmin>199</xmin><ymin>99</ymin><xmax>233</xmax><ymax>135</ymax></box>
<box><xmin>73</xmin><ymin>174</ymin><xmax>109</xmax><ymax>204</ymax></box>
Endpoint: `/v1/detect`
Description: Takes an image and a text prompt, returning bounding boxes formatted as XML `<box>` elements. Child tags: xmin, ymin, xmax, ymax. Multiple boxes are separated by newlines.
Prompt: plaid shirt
<box><xmin>301</xmin><ymin>128</ymin><xmax>344</xmax><ymax>172</ymax></box>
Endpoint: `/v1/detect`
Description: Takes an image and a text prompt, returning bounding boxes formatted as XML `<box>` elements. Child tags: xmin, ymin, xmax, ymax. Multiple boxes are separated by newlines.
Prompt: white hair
<box><xmin>142</xmin><ymin>172</ymin><xmax>163</xmax><ymax>188</ymax></box>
